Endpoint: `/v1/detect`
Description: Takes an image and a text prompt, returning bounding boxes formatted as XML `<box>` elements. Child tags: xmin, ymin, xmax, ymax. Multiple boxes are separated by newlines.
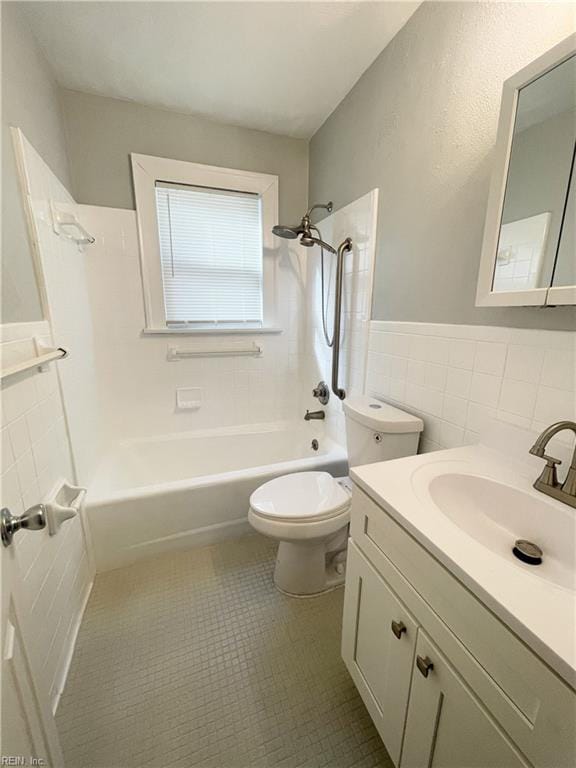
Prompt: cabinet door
<box><xmin>400</xmin><ymin>630</ymin><xmax>531</xmax><ymax>768</ymax></box>
<box><xmin>342</xmin><ymin>543</ymin><xmax>418</xmax><ymax>766</ymax></box>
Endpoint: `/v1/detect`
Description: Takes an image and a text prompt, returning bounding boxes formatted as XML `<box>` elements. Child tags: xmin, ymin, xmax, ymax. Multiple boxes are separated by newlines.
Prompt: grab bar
<box><xmin>331</xmin><ymin>237</ymin><xmax>353</xmax><ymax>400</ymax></box>
<box><xmin>167</xmin><ymin>341</ymin><xmax>262</xmax><ymax>360</ymax></box>
<box><xmin>1</xmin><ymin>342</ymin><xmax>68</xmax><ymax>381</ymax></box>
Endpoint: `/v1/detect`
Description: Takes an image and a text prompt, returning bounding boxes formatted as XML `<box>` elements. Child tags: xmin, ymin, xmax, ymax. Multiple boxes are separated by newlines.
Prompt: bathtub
<box><xmin>84</xmin><ymin>421</ymin><xmax>348</xmax><ymax>571</ymax></box>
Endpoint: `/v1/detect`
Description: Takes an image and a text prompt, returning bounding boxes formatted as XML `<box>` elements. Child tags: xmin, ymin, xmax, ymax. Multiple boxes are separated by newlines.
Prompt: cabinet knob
<box><xmin>416</xmin><ymin>655</ymin><xmax>434</xmax><ymax>678</ymax></box>
<box><xmin>391</xmin><ymin>620</ymin><xmax>407</xmax><ymax>639</ymax></box>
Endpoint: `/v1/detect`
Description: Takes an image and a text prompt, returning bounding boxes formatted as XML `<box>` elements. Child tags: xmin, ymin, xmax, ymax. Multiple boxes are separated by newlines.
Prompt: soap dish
<box><xmin>45</xmin><ymin>480</ymin><xmax>86</xmax><ymax>536</ymax></box>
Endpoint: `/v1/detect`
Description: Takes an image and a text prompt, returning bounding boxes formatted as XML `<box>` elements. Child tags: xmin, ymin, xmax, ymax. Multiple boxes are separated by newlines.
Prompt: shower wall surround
<box><xmin>17</xmin><ymin>131</ymin><xmax>374</xmax><ymax>455</ymax></box>
<box><xmin>77</xmin><ymin>199</ymin><xmax>374</xmax><ymax>448</ymax></box>
<box><xmin>17</xmin><ymin>135</ymin><xmax>106</xmax><ymax>485</ymax></box>
<box><xmin>0</xmin><ymin>324</ymin><xmax>93</xmax><ymax>711</ymax></box>
<box><xmin>303</xmin><ymin>190</ymin><xmax>378</xmax><ymax>445</ymax></box>
<box><xmin>74</xmin><ymin>205</ymin><xmax>306</xmax><ymax>442</ymax></box>
<box><xmin>19</xmin><ymin>136</ymin><xmax>363</xmax><ymax>463</ymax></box>
<box><xmin>366</xmin><ymin>321</ymin><xmax>575</xmax><ymax>453</ymax></box>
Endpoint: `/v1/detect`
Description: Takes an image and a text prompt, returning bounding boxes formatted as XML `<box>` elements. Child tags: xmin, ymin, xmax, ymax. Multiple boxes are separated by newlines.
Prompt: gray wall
<box><xmin>309</xmin><ymin>1</ymin><xmax>576</xmax><ymax>331</ymax></box>
<box><xmin>61</xmin><ymin>90</ymin><xmax>309</xmax><ymax>225</ymax></box>
<box><xmin>1</xmin><ymin>2</ymin><xmax>71</xmax><ymax>323</ymax></box>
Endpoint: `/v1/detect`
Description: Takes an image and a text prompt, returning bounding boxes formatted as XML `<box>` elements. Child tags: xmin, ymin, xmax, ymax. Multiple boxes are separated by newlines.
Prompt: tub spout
<box><xmin>305</xmin><ymin>410</ymin><xmax>325</xmax><ymax>421</ymax></box>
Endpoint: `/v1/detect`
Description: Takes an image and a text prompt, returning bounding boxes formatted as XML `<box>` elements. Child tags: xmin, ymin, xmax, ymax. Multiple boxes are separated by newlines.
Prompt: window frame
<box><xmin>131</xmin><ymin>153</ymin><xmax>279</xmax><ymax>333</ymax></box>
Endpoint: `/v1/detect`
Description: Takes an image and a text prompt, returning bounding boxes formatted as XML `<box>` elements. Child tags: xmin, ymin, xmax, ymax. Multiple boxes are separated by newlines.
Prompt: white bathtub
<box><xmin>84</xmin><ymin>421</ymin><xmax>347</xmax><ymax>571</ymax></box>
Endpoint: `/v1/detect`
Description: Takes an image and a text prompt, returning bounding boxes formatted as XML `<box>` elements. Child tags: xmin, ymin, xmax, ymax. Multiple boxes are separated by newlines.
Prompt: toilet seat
<box><xmin>249</xmin><ymin>471</ymin><xmax>351</xmax><ymax>523</ymax></box>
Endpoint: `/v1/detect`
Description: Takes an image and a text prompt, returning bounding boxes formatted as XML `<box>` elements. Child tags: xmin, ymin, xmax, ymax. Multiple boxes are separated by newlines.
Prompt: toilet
<box><xmin>249</xmin><ymin>396</ymin><xmax>423</xmax><ymax>596</ymax></box>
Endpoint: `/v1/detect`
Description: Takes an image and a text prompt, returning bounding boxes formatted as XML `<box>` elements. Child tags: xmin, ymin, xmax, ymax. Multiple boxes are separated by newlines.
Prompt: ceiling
<box><xmin>22</xmin><ymin>1</ymin><xmax>421</xmax><ymax>139</ymax></box>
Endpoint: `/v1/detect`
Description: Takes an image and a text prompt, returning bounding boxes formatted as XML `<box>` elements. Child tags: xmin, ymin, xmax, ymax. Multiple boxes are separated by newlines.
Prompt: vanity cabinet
<box><xmin>342</xmin><ymin>487</ymin><xmax>576</xmax><ymax>768</ymax></box>
<box><xmin>342</xmin><ymin>546</ymin><xmax>417</xmax><ymax>765</ymax></box>
<box><xmin>401</xmin><ymin>630</ymin><xmax>528</xmax><ymax>768</ymax></box>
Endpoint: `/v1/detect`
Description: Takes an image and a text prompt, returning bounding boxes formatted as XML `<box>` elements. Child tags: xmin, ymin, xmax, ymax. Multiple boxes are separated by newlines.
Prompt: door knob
<box><xmin>1</xmin><ymin>505</ymin><xmax>47</xmax><ymax>547</ymax></box>
<box><xmin>416</xmin><ymin>655</ymin><xmax>434</xmax><ymax>678</ymax></box>
<box><xmin>391</xmin><ymin>620</ymin><xmax>407</xmax><ymax>639</ymax></box>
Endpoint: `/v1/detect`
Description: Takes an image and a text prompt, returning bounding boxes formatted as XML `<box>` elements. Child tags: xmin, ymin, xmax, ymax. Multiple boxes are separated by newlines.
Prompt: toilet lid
<box><xmin>250</xmin><ymin>472</ymin><xmax>351</xmax><ymax>521</ymax></box>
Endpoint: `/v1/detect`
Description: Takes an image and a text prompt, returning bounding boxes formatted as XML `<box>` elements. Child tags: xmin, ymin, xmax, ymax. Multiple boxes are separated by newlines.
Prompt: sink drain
<box><xmin>512</xmin><ymin>539</ymin><xmax>543</xmax><ymax>566</ymax></box>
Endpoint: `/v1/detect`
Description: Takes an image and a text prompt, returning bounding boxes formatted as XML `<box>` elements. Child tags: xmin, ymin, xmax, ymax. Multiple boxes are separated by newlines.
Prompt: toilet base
<box><xmin>273</xmin><ymin>532</ymin><xmax>348</xmax><ymax>597</ymax></box>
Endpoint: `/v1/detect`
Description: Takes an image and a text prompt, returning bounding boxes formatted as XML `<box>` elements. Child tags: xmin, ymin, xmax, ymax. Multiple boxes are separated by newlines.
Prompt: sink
<box><xmin>427</xmin><ymin>473</ymin><xmax>575</xmax><ymax>591</ymax></box>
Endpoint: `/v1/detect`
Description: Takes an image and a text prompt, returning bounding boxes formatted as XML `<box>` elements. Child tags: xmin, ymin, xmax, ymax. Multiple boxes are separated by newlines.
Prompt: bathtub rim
<box><xmin>86</xmin><ymin>436</ymin><xmax>347</xmax><ymax>506</ymax></box>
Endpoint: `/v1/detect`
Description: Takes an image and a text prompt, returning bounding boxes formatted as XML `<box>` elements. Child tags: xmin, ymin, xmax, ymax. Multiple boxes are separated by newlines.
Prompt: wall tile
<box><xmin>2</xmin><ymin>426</ymin><xmax>14</xmax><ymax>469</ymax></box>
<box><xmin>407</xmin><ymin>359</ymin><xmax>426</xmax><ymax>386</ymax></box>
<box><xmin>442</xmin><ymin>395</ymin><xmax>468</xmax><ymax>427</ymax></box>
<box><xmin>366</xmin><ymin>321</ymin><xmax>574</xmax><ymax>453</ymax></box>
<box><xmin>449</xmin><ymin>339</ymin><xmax>476</xmax><ymax>370</ymax></box>
<box><xmin>440</xmin><ymin>421</ymin><xmax>465</xmax><ymax>449</ymax></box>
<box><xmin>473</xmin><ymin>342</ymin><xmax>507</xmax><ymax>377</ymax></box>
<box><xmin>470</xmin><ymin>372</ymin><xmax>501</xmax><ymax>407</ymax></box>
<box><xmin>540</xmin><ymin>348</ymin><xmax>575</xmax><ymax>392</ymax></box>
<box><xmin>1</xmin><ymin>331</ymin><xmax>92</xmax><ymax>712</ymax></box>
<box><xmin>2</xmin><ymin>375</ymin><xmax>37</xmax><ymax>423</ymax></box>
<box><xmin>425</xmin><ymin>363</ymin><xmax>447</xmax><ymax>392</ymax></box>
<box><xmin>534</xmin><ymin>386</ymin><xmax>576</xmax><ymax>424</ymax></box>
<box><xmin>498</xmin><ymin>379</ymin><xmax>537</xmax><ymax>419</ymax></box>
<box><xmin>423</xmin><ymin>337</ymin><xmax>450</xmax><ymax>365</ymax></box>
<box><xmin>504</xmin><ymin>345</ymin><xmax>545</xmax><ymax>384</ymax></box>
<box><xmin>8</xmin><ymin>417</ymin><xmax>31</xmax><ymax>460</ymax></box>
<box><xmin>445</xmin><ymin>367</ymin><xmax>472</xmax><ymax>399</ymax></box>
<box><xmin>16</xmin><ymin>450</ymin><xmax>36</xmax><ymax>497</ymax></box>
<box><xmin>421</xmin><ymin>388</ymin><xmax>444</xmax><ymax>417</ymax></box>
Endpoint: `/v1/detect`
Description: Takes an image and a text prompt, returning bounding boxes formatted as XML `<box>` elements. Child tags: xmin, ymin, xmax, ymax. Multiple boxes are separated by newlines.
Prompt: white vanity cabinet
<box><xmin>400</xmin><ymin>630</ymin><xmax>529</xmax><ymax>768</ymax></box>
<box><xmin>342</xmin><ymin>487</ymin><xmax>576</xmax><ymax>768</ymax></box>
<box><xmin>342</xmin><ymin>545</ymin><xmax>417</xmax><ymax>766</ymax></box>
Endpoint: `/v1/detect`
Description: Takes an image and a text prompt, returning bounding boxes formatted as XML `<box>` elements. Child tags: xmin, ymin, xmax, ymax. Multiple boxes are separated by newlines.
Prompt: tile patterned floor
<box><xmin>57</xmin><ymin>535</ymin><xmax>392</xmax><ymax>768</ymax></box>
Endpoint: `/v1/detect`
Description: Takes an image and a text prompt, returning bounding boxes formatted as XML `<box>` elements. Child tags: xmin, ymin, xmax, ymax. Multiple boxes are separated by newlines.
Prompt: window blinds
<box><xmin>155</xmin><ymin>182</ymin><xmax>263</xmax><ymax>326</ymax></box>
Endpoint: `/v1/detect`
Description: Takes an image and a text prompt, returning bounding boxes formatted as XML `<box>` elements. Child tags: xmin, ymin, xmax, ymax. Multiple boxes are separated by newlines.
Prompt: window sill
<box><xmin>141</xmin><ymin>327</ymin><xmax>283</xmax><ymax>337</ymax></box>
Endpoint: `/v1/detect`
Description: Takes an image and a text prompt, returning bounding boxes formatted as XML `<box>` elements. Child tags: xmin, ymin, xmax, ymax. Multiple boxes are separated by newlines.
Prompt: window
<box><xmin>131</xmin><ymin>154</ymin><xmax>278</xmax><ymax>332</ymax></box>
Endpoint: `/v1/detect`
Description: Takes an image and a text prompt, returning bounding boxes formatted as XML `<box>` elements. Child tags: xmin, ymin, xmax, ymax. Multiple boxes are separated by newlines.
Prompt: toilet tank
<box><xmin>342</xmin><ymin>397</ymin><xmax>424</xmax><ymax>468</ymax></box>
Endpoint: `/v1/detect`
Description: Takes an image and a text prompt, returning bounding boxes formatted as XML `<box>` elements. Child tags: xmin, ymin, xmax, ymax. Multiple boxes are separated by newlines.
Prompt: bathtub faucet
<box><xmin>304</xmin><ymin>409</ymin><xmax>325</xmax><ymax>421</ymax></box>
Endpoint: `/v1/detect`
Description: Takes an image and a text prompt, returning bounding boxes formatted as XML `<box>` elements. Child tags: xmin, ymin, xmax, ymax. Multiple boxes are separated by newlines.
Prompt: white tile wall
<box><xmin>302</xmin><ymin>190</ymin><xmax>378</xmax><ymax>445</ymax></box>
<box><xmin>366</xmin><ymin>321</ymin><xmax>576</xmax><ymax>454</ymax></box>
<box><xmin>72</xmin><ymin>205</ymin><xmax>307</xmax><ymax>444</ymax></box>
<box><xmin>18</xmin><ymin>135</ymin><xmax>105</xmax><ymax>486</ymax></box>
<box><xmin>1</xmin><ymin>325</ymin><xmax>93</xmax><ymax>712</ymax></box>
<box><xmin>70</xmin><ymin>192</ymin><xmax>378</xmax><ymax>452</ymax></box>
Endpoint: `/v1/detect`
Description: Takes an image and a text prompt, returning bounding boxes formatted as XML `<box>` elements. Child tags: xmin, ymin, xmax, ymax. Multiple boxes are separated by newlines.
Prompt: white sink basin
<box><xmin>427</xmin><ymin>473</ymin><xmax>576</xmax><ymax>592</ymax></box>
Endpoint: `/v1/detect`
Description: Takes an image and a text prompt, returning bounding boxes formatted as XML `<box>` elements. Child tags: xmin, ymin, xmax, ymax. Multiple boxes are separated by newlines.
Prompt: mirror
<box><xmin>553</xmin><ymin>157</ymin><xmax>575</xmax><ymax>287</ymax></box>
<box><xmin>477</xmin><ymin>35</ymin><xmax>576</xmax><ymax>307</ymax></box>
<box><xmin>1</xmin><ymin>126</ymin><xmax>44</xmax><ymax>324</ymax></box>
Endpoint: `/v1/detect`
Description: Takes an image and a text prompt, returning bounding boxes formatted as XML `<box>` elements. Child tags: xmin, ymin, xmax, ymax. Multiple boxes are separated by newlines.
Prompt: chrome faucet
<box><xmin>529</xmin><ymin>421</ymin><xmax>576</xmax><ymax>508</ymax></box>
<box><xmin>304</xmin><ymin>409</ymin><xmax>325</xmax><ymax>421</ymax></box>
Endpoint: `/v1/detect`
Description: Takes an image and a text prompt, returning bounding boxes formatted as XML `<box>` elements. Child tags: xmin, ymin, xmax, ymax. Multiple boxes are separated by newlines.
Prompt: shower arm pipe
<box><xmin>306</xmin><ymin>202</ymin><xmax>333</xmax><ymax>218</ymax></box>
<box><xmin>300</xmin><ymin>202</ymin><xmax>334</xmax><ymax>237</ymax></box>
<box><xmin>331</xmin><ymin>237</ymin><xmax>353</xmax><ymax>400</ymax></box>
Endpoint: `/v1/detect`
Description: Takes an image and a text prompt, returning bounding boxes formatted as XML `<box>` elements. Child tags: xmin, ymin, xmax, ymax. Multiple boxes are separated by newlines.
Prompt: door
<box><xmin>342</xmin><ymin>542</ymin><xmax>418</xmax><ymax>766</ymax></box>
<box><xmin>1</xmin><ymin>540</ymin><xmax>64</xmax><ymax>766</ymax></box>
<box><xmin>400</xmin><ymin>629</ymin><xmax>531</xmax><ymax>768</ymax></box>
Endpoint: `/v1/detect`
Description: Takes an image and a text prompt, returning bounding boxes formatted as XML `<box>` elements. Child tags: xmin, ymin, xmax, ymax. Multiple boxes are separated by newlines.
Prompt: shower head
<box><xmin>271</xmin><ymin>224</ymin><xmax>303</xmax><ymax>239</ymax></box>
<box><xmin>272</xmin><ymin>202</ymin><xmax>335</xmax><ymax>250</ymax></box>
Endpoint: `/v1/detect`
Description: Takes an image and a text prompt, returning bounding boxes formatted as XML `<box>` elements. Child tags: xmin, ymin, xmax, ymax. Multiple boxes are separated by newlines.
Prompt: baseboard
<box><xmin>52</xmin><ymin>578</ymin><xmax>93</xmax><ymax>714</ymax></box>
